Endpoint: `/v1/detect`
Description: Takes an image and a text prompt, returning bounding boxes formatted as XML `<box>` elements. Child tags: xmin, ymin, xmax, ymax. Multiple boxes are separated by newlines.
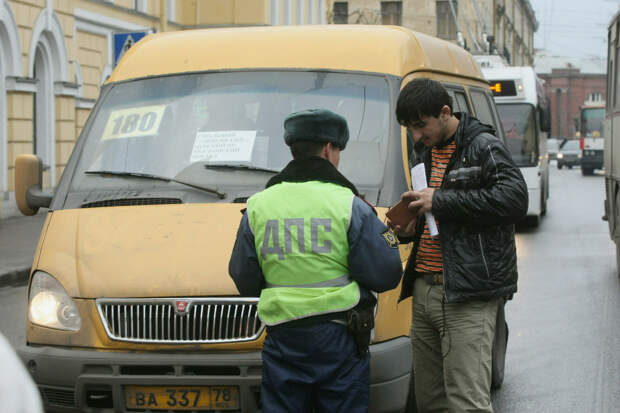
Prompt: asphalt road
<box><xmin>491</xmin><ymin>164</ymin><xmax>620</xmax><ymax>412</ymax></box>
<box><xmin>0</xmin><ymin>164</ymin><xmax>618</xmax><ymax>412</ymax></box>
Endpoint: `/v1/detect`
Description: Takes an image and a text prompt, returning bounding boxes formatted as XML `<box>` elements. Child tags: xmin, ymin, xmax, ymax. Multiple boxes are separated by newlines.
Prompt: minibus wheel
<box><xmin>491</xmin><ymin>300</ymin><xmax>508</xmax><ymax>390</ymax></box>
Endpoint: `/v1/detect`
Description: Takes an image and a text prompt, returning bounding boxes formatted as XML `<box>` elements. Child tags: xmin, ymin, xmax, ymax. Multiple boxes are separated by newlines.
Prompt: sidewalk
<box><xmin>0</xmin><ymin>213</ymin><xmax>46</xmax><ymax>287</ymax></box>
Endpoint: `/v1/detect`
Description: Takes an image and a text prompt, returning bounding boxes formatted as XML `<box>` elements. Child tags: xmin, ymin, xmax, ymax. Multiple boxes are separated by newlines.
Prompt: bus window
<box><xmin>470</xmin><ymin>89</ymin><xmax>495</xmax><ymax>126</ymax></box>
<box><xmin>581</xmin><ymin>107</ymin><xmax>605</xmax><ymax>138</ymax></box>
<box><xmin>496</xmin><ymin>103</ymin><xmax>538</xmax><ymax>167</ymax></box>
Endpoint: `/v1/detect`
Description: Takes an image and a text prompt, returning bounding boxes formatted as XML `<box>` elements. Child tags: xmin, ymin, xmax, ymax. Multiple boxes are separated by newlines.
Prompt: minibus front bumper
<box><xmin>20</xmin><ymin>336</ymin><xmax>411</xmax><ymax>413</ymax></box>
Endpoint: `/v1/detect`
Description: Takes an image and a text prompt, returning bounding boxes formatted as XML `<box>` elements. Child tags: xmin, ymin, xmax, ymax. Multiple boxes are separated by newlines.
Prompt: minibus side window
<box><xmin>469</xmin><ymin>89</ymin><xmax>495</xmax><ymax>127</ymax></box>
<box><xmin>444</xmin><ymin>87</ymin><xmax>471</xmax><ymax>114</ymax></box>
<box><xmin>455</xmin><ymin>91</ymin><xmax>471</xmax><ymax>114</ymax></box>
<box><xmin>446</xmin><ymin>89</ymin><xmax>458</xmax><ymax>109</ymax></box>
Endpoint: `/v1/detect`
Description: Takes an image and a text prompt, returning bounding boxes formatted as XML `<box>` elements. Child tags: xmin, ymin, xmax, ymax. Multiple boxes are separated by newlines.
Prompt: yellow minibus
<box><xmin>15</xmin><ymin>25</ymin><xmax>506</xmax><ymax>412</ymax></box>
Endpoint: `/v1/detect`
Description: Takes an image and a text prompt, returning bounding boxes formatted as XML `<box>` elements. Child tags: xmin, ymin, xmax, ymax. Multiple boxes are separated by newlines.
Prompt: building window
<box><xmin>297</xmin><ymin>0</ymin><xmax>304</xmax><ymax>24</ymax></box>
<box><xmin>587</xmin><ymin>92</ymin><xmax>603</xmax><ymax>103</ymax></box>
<box><xmin>134</xmin><ymin>0</ymin><xmax>146</xmax><ymax>12</ymax></box>
<box><xmin>436</xmin><ymin>0</ymin><xmax>458</xmax><ymax>40</ymax></box>
<box><xmin>333</xmin><ymin>2</ymin><xmax>348</xmax><ymax>24</ymax></box>
<box><xmin>284</xmin><ymin>0</ymin><xmax>292</xmax><ymax>25</ymax></box>
<box><xmin>381</xmin><ymin>2</ymin><xmax>402</xmax><ymax>26</ymax></box>
<box><xmin>167</xmin><ymin>0</ymin><xmax>176</xmax><ymax>22</ymax></box>
<box><xmin>271</xmin><ymin>0</ymin><xmax>279</xmax><ymax>25</ymax></box>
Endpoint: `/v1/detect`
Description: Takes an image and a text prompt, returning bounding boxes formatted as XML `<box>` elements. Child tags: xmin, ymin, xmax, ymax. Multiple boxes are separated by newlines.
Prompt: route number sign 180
<box><xmin>102</xmin><ymin>105</ymin><xmax>166</xmax><ymax>141</ymax></box>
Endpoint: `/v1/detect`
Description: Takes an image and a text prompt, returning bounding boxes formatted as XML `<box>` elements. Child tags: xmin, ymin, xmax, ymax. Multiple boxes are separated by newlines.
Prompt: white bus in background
<box><xmin>481</xmin><ymin>66</ymin><xmax>552</xmax><ymax>226</ymax></box>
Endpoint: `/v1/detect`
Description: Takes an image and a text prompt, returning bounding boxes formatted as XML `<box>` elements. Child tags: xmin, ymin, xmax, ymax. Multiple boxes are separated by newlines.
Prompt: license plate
<box><xmin>125</xmin><ymin>386</ymin><xmax>239</xmax><ymax>410</ymax></box>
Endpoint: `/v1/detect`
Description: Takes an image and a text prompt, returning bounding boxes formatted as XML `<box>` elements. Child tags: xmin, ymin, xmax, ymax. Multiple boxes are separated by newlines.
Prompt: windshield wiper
<box><xmin>204</xmin><ymin>164</ymin><xmax>280</xmax><ymax>174</ymax></box>
<box><xmin>85</xmin><ymin>170</ymin><xmax>226</xmax><ymax>199</ymax></box>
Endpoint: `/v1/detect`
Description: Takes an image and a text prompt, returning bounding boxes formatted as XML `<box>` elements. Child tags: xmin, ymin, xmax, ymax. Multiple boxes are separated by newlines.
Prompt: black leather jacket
<box><xmin>399</xmin><ymin>113</ymin><xmax>528</xmax><ymax>303</ymax></box>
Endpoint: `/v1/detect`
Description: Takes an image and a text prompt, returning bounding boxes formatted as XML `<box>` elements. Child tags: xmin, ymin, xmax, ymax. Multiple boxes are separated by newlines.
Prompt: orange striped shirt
<box><xmin>414</xmin><ymin>140</ymin><xmax>456</xmax><ymax>273</ymax></box>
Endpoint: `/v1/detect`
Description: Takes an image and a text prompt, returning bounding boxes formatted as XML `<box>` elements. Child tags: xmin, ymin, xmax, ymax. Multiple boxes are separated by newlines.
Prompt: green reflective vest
<box><xmin>247</xmin><ymin>181</ymin><xmax>361</xmax><ymax>326</ymax></box>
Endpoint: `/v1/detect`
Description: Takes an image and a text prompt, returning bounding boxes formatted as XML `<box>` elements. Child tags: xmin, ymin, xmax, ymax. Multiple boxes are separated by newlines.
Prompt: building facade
<box><xmin>329</xmin><ymin>0</ymin><xmax>537</xmax><ymax>66</ymax></box>
<box><xmin>539</xmin><ymin>67</ymin><xmax>607</xmax><ymax>140</ymax></box>
<box><xmin>0</xmin><ymin>0</ymin><xmax>328</xmax><ymax>219</ymax></box>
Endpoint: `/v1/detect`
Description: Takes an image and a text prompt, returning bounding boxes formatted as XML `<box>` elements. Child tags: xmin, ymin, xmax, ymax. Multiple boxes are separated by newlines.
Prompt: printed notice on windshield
<box><xmin>101</xmin><ymin>105</ymin><xmax>166</xmax><ymax>140</ymax></box>
<box><xmin>190</xmin><ymin>130</ymin><xmax>257</xmax><ymax>163</ymax></box>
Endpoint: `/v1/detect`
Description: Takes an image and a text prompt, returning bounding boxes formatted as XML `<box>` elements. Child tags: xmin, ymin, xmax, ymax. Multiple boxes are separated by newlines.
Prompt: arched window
<box><xmin>33</xmin><ymin>41</ymin><xmax>54</xmax><ymax>181</ymax></box>
<box><xmin>28</xmin><ymin>8</ymin><xmax>70</xmax><ymax>187</ymax></box>
<box><xmin>0</xmin><ymin>0</ymin><xmax>22</xmax><ymax>194</ymax></box>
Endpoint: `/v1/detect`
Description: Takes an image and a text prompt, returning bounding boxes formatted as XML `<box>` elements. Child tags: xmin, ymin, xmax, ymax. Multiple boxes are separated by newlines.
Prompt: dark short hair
<box><xmin>396</xmin><ymin>78</ymin><xmax>453</xmax><ymax>126</ymax></box>
<box><xmin>289</xmin><ymin>140</ymin><xmax>327</xmax><ymax>159</ymax></box>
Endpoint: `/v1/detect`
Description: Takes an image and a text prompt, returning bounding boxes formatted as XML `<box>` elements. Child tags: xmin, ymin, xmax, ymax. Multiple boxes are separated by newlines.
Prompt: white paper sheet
<box><xmin>190</xmin><ymin>130</ymin><xmax>256</xmax><ymax>163</ymax></box>
<box><xmin>411</xmin><ymin>163</ymin><xmax>439</xmax><ymax>238</ymax></box>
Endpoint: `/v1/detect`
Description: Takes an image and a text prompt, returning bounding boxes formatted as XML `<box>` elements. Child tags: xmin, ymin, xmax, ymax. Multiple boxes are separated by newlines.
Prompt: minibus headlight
<box><xmin>28</xmin><ymin>271</ymin><xmax>81</xmax><ymax>331</ymax></box>
<box><xmin>557</xmin><ymin>153</ymin><xmax>563</xmax><ymax>159</ymax></box>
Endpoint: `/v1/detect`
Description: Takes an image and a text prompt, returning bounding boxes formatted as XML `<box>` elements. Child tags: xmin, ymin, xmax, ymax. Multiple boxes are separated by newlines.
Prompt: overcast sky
<box><xmin>529</xmin><ymin>0</ymin><xmax>619</xmax><ymax>60</ymax></box>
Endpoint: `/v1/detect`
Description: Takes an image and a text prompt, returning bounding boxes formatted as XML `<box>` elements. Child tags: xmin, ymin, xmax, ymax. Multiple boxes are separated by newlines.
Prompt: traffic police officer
<box><xmin>229</xmin><ymin>109</ymin><xmax>403</xmax><ymax>412</ymax></box>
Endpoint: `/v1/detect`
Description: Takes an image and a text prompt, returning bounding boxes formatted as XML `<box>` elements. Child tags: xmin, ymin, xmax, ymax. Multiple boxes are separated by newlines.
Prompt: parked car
<box><xmin>557</xmin><ymin>139</ymin><xmax>581</xmax><ymax>169</ymax></box>
<box><xmin>547</xmin><ymin>138</ymin><xmax>560</xmax><ymax>161</ymax></box>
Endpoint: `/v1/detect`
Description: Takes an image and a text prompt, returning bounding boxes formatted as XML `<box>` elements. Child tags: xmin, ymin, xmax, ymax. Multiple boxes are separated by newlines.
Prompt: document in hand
<box><xmin>411</xmin><ymin>163</ymin><xmax>439</xmax><ymax>237</ymax></box>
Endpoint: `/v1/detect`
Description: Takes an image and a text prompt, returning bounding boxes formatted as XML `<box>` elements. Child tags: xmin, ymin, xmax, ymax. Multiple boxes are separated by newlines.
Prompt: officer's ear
<box><xmin>319</xmin><ymin>142</ymin><xmax>330</xmax><ymax>159</ymax></box>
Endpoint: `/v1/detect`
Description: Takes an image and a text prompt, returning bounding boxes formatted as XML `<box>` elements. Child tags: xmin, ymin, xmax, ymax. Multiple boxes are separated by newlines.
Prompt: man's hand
<box><xmin>408</xmin><ymin>188</ymin><xmax>434</xmax><ymax>215</ymax></box>
<box><xmin>387</xmin><ymin>215</ymin><xmax>417</xmax><ymax>238</ymax></box>
<box><xmin>386</xmin><ymin>191</ymin><xmax>420</xmax><ymax>237</ymax></box>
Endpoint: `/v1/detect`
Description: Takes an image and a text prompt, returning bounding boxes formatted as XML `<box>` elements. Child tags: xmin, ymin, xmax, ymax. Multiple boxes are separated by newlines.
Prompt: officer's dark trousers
<box><xmin>261</xmin><ymin>322</ymin><xmax>369</xmax><ymax>412</ymax></box>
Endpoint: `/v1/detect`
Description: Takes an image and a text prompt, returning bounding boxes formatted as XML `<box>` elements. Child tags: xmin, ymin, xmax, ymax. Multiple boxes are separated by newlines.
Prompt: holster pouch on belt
<box><xmin>347</xmin><ymin>307</ymin><xmax>374</xmax><ymax>357</ymax></box>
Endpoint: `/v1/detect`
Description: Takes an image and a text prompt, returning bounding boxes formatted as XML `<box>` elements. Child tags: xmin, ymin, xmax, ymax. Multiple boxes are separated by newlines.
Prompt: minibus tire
<box><xmin>491</xmin><ymin>301</ymin><xmax>508</xmax><ymax>390</ymax></box>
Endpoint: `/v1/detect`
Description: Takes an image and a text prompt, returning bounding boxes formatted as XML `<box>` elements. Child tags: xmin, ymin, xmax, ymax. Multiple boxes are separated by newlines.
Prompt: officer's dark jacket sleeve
<box><xmin>228</xmin><ymin>212</ymin><xmax>263</xmax><ymax>297</ymax></box>
<box><xmin>347</xmin><ymin>197</ymin><xmax>403</xmax><ymax>293</ymax></box>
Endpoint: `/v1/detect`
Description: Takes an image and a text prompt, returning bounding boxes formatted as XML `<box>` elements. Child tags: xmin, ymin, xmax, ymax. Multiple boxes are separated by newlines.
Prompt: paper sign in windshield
<box><xmin>102</xmin><ymin>105</ymin><xmax>166</xmax><ymax>140</ymax></box>
<box><xmin>190</xmin><ymin>131</ymin><xmax>257</xmax><ymax>163</ymax></box>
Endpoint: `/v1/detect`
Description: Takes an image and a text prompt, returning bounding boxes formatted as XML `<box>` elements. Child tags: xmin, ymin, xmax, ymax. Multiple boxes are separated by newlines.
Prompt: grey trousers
<box><xmin>411</xmin><ymin>277</ymin><xmax>498</xmax><ymax>413</ymax></box>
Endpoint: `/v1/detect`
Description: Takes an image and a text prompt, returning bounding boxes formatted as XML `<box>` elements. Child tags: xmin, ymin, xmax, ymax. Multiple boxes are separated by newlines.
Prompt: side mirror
<box><xmin>15</xmin><ymin>154</ymin><xmax>53</xmax><ymax>216</ymax></box>
<box><xmin>539</xmin><ymin>105</ymin><xmax>551</xmax><ymax>133</ymax></box>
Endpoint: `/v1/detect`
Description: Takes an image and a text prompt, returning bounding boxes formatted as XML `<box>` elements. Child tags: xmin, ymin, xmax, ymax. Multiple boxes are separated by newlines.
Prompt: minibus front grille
<box><xmin>81</xmin><ymin>197</ymin><xmax>182</xmax><ymax>208</ymax></box>
<box><xmin>96</xmin><ymin>298</ymin><xmax>264</xmax><ymax>343</ymax></box>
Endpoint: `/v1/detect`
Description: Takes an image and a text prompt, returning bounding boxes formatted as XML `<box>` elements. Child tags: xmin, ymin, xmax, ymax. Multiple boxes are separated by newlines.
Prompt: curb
<box><xmin>0</xmin><ymin>268</ymin><xmax>30</xmax><ymax>288</ymax></box>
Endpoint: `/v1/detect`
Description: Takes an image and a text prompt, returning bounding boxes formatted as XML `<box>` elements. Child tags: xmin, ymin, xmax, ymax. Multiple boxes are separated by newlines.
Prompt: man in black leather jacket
<box><xmin>388</xmin><ymin>78</ymin><xmax>527</xmax><ymax>413</ymax></box>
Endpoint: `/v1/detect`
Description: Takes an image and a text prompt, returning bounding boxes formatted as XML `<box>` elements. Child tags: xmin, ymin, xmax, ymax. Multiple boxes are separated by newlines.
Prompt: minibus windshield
<box><xmin>69</xmin><ymin>71</ymin><xmax>391</xmax><ymax>203</ymax></box>
<box><xmin>496</xmin><ymin>103</ymin><xmax>538</xmax><ymax>167</ymax></box>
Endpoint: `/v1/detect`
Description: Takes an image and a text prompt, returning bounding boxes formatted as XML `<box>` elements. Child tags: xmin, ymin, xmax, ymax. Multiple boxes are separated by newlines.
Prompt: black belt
<box><xmin>421</xmin><ymin>272</ymin><xmax>444</xmax><ymax>285</ymax></box>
